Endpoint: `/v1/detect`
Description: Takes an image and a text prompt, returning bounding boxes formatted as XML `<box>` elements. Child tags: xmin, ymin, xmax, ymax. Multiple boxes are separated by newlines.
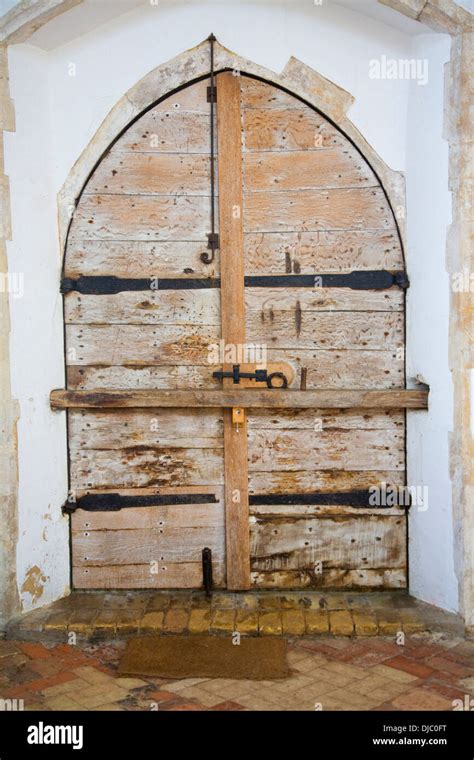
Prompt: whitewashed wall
<box><xmin>4</xmin><ymin>0</ymin><xmax>457</xmax><ymax>612</ymax></box>
<box><xmin>405</xmin><ymin>33</ymin><xmax>458</xmax><ymax>612</ymax></box>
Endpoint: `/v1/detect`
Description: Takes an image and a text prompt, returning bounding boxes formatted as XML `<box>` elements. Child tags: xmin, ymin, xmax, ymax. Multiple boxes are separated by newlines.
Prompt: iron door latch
<box><xmin>213</xmin><ymin>364</ymin><xmax>288</xmax><ymax>388</ymax></box>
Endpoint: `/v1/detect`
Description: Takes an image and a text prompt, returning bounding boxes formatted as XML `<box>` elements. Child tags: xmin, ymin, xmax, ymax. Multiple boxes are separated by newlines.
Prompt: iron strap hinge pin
<box><xmin>60</xmin><ymin>277</ymin><xmax>75</xmax><ymax>294</ymax></box>
<box><xmin>62</xmin><ymin>500</ymin><xmax>77</xmax><ymax>515</ymax></box>
<box><xmin>207</xmin><ymin>232</ymin><xmax>219</xmax><ymax>249</ymax></box>
<box><xmin>207</xmin><ymin>85</ymin><xmax>217</xmax><ymax>102</ymax></box>
<box><xmin>394</xmin><ymin>271</ymin><xmax>410</xmax><ymax>289</ymax></box>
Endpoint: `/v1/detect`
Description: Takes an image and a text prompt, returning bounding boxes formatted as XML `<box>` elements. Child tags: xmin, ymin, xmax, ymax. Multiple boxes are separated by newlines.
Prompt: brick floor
<box><xmin>1</xmin><ymin>590</ymin><xmax>471</xmax><ymax>712</ymax></box>
<box><xmin>5</xmin><ymin>590</ymin><xmax>465</xmax><ymax>642</ymax></box>
<box><xmin>0</xmin><ymin>633</ymin><xmax>472</xmax><ymax>712</ymax></box>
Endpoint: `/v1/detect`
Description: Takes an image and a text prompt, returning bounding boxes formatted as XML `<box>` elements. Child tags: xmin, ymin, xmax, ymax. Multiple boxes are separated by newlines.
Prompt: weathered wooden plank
<box><xmin>118</xmin><ymin>111</ymin><xmax>210</xmax><ymax>153</ymax></box>
<box><xmin>71</xmin><ymin>491</ymin><xmax>224</xmax><ymax>531</ymax></box>
<box><xmin>244</xmin><ymin>231</ymin><xmax>404</xmax><ymax>274</ymax></box>
<box><xmin>71</xmin><ymin>195</ymin><xmax>211</xmax><ymax>240</ymax></box>
<box><xmin>65</xmin><ymin>240</ymin><xmax>219</xmax><ymax>278</ymax></box>
<box><xmin>241</xmin><ymin>79</ymin><xmax>304</xmax><ymax>110</ymax></box>
<box><xmin>52</xmin><ymin>388</ymin><xmax>428</xmax><ymax>410</ymax></box>
<box><xmin>72</xmin><ymin>505</ymin><xmax>224</xmax><ymax>531</ymax></box>
<box><xmin>244</xmin><ymin>188</ymin><xmax>395</xmax><ymax>233</ymax></box>
<box><xmin>66</xmin><ymin>363</ymin><xmax>294</xmax><ymax>391</ymax></box>
<box><xmin>251</xmin><ymin>504</ymin><xmax>405</xmax><ymax>517</ymax></box>
<box><xmin>73</xmin><ymin>484</ymin><xmax>223</xmax><ymax>499</ymax></box>
<box><xmin>154</xmin><ymin>79</ymin><xmax>210</xmax><ymax>113</ymax></box>
<box><xmin>246</xmin><ymin>311</ymin><xmax>404</xmax><ymax>350</ymax></box>
<box><xmin>64</xmin><ymin>289</ymin><xmax>221</xmax><ymax>325</ymax></box>
<box><xmin>67</xmin><ymin>365</ymin><xmax>218</xmax><ymax>390</ymax></box>
<box><xmin>69</xmin><ymin>409</ymin><xmax>223</xmax><ymax>449</ymax></box>
<box><xmin>247</xmin><ymin>429</ymin><xmax>404</xmax><ymax>471</ymax></box>
<box><xmin>251</xmin><ymin>568</ymin><xmax>406</xmax><ymax>589</ymax></box>
<box><xmin>243</xmin><ymin>108</ymin><xmax>346</xmax><ymax>151</ymax></box>
<box><xmin>249</xmin><ymin>469</ymin><xmax>405</xmax><ymax>495</ymax></box>
<box><xmin>69</xmin><ymin>447</ymin><xmax>224</xmax><ymax>489</ymax></box>
<box><xmin>250</xmin><ymin>515</ymin><xmax>406</xmax><ymax>569</ymax></box>
<box><xmin>73</xmin><ymin>562</ymin><xmax>225</xmax><ymax>589</ymax></box>
<box><xmin>264</xmin><ymin>349</ymin><xmax>404</xmax><ymax>389</ymax></box>
<box><xmin>217</xmin><ymin>71</ymin><xmax>251</xmax><ymax>591</ymax></box>
<box><xmin>73</xmin><ymin>526</ymin><xmax>225</xmax><ymax>566</ymax></box>
<box><xmin>65</xmin><ymin>349</ymin><xmax>404</xmax><ymax>390</ymax></box>
<box><xmin>67</xmin><ymin>315</ymin><xmax>403</xmax><ymax>360</ymax></box>
<box><xmin>65</xmin><ymin>324</ymin><xmax>219</xmax><ymax>366</ymax></box>
<box><xmin>245</xmin><ymin>286</ymin><xmax>403</xmax><ymax>312</ymax></box>
<box><xmin>247</xmin><ymin>409</ymin><xmax>404</xmax><ymax>431</ymax></box>
<box><xmin>88</xmin><ymin>152</ymin><xmax>214</xmax><ymax>196</ymax></box>
<box><xmin>245</xmin><ymin>149</ymin><xmax>377</xmax><ymax>191</ymax></box>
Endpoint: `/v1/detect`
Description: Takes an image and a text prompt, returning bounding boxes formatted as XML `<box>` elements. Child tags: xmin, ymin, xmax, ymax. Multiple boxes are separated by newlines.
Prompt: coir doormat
<box><xmin>118</xmin><ymin>636</ymin><xmax>289</xmax><ymax>680</ymax></box>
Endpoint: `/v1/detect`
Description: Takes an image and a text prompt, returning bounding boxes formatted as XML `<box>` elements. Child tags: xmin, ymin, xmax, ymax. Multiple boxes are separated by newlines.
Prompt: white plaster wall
<box><xmin>5</xmin><ymin>44</ymin><xmax>69</xmax><ymax>611</ymax></box>
<box><xmin>0</xmin><ymin>0</ymin><xmax>18</xmax><ymax>15</ymax></box>
<box><xmin>4</xmin><ymin>0</ymin><xmax>455</xmax><ymax>612</ymax></box>
<box><xmin>405</xmin><ymin>33</ymin><xmax>458</xmax><ymax>612</ymax></box>
<box><xmin>43</xmin><ymin>0</ymin><xmax>414</xmax><ymax>190</ymax></box>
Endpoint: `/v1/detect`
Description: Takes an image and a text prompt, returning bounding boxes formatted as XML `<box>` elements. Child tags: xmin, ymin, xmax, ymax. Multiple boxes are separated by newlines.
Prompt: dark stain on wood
<box><xmin>300</xmin><ymin>367</ymin><xmax>307</xmax><ymax>391</ymax></box>
<box><xmin>295</xmin><ymin>300</ymin><xmax>302</xmax><ymax>337</ymax></box>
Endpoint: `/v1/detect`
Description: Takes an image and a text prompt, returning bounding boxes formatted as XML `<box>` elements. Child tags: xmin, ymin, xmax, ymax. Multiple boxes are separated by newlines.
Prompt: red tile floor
<box><xmin>1</xmin><ymin>635</ymin><xmax>473</xmax><ymax>712</ymax></box>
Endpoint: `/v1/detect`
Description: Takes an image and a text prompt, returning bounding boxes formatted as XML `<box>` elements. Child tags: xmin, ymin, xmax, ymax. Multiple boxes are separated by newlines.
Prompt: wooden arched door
<box><xmin>58</xmin><ymin>72</ymin><xmax>417</xmax><ymax>592</ymax></box>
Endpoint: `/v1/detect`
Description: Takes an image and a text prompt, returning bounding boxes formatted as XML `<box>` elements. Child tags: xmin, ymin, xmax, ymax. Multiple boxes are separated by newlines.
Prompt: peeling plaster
<box><xmin>20</xmin><ymin>565</ymin><xmax>49</xmax><ymax>607</ymax></box>
<box><xmin>0</xmin><ymin>41</ymin><xmax>20</xmax><ymax>629</ymax></box>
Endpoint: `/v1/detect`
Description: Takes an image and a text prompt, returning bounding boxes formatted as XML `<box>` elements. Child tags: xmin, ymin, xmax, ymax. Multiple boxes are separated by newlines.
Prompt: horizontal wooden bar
<box><xmin>50</xmin><ymin>388</ymin><xmax>429</xmax><ymax>411</ymax></box>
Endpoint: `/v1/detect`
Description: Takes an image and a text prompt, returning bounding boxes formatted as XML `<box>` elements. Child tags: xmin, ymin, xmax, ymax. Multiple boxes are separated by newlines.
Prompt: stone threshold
<box><xmin>5</xmin><ymin>590</ymin><xmax>464</xmax><ymax>642</ymax></box>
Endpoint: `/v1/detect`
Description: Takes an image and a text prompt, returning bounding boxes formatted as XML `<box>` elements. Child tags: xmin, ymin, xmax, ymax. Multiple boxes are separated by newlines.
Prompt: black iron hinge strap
<box><xmin>247</xmin><ymin>271</ymin><xmax>409</xmax><ymax>290</ymax></box>
<box><xmin>60</xmin><ymin>270</ymin><xmax>408</xmax><ymax>294</ymax></box>
<box><xmin>63</xmin><ymin>489</ymin><xmax>411</xmax><ymax>514</ymax></box>
<box><xmin>63</xmin><ymin>492</ymin><xmax>219</xmax><ymax>514</ymax></box>
<box><xmin>60</xmin><ymin>275</ymin><xmax>220</xmax><ymax>294</ymax></box>
<box><xmin>249</xmin><ymin>490</ymin><xmax>411</xmax><ymax>509</ymax></box>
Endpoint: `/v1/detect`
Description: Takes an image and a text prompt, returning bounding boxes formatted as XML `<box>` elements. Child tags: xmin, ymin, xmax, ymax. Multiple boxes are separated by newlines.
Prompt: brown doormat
<box><xmin>118</xmin><ymin>636</ymin><xmax>289</xmax><ymax>680</ymax></box>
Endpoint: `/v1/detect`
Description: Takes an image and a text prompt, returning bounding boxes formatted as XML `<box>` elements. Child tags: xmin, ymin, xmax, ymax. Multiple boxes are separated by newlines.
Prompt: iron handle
<box><xmin>266</xmin><ymin>372</ymin><xmax>288</xmax><ymax>389</ymax></box>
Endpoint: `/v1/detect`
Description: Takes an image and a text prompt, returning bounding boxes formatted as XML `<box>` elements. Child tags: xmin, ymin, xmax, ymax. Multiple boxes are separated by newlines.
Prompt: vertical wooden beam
<box><xmin>216</xmin><ymin>72</ymin><xmax>250</xmax><ymax>590</ymax></box>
